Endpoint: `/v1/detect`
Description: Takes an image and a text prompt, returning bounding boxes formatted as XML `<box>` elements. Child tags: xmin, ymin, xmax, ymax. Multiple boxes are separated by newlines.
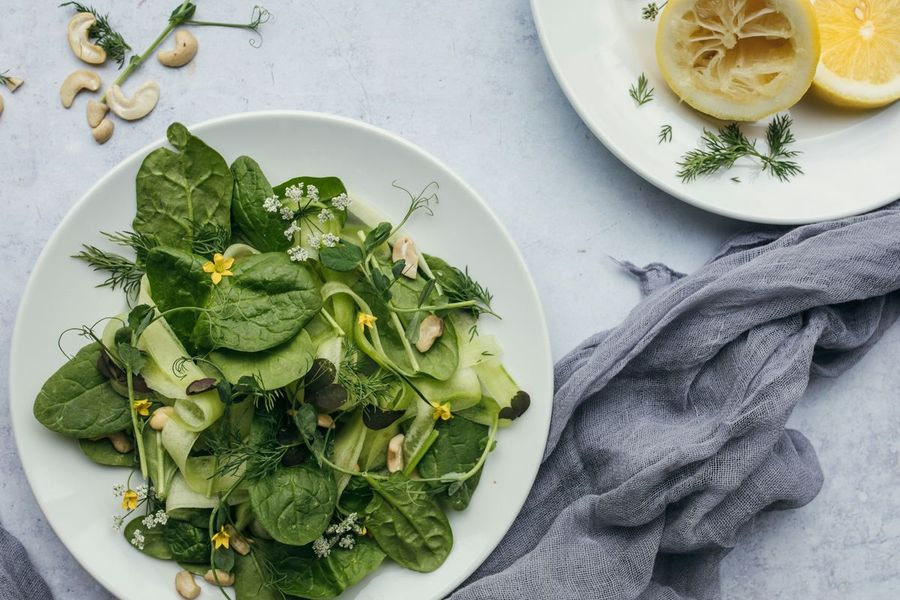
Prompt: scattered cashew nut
<box><xmin>107</xmin><ymin>431</ymin><xmax>133</xmax><ymax>453</ymax></box>
<box><xmin>4</xmin><ymin>76</ymin><xmax>23</xmax><ymax>93</ymax></box>
<box><xmin>203</xmin><ymin>569</ymin><xmax>235</xmax><ymax>587</ymax></box>
<box><xmin>415</xmin><ymin>315</ymin><xmax>444</xmax><ymax>353</ymax></box>
<box><xmin>87</xmin><ymin>100</ymin><xmax>109</xmax><ymax>127</ymax></box>
<box><xmin>317</xmin><ymin>413</ymin><xmax>335</xmax><ymax>429</ymax></box>
<box><xmin>60</xmin><ymin>70</ymin><xmax>101</xmax><ymax>108</ymax></box>
<box><xmin>149</xmin><ymin>406</ymin><xmax>174</xmax><ymax>431</ymax></box>
<box><xmin>106</xmin><ymin>81</ymin><xmax>160</xmax><ymax>121</ymax></box>
<box><xmin>391</xmin><ymin>236</ymin><xmax>419</xmax><ymax>279</ymax></box>
<box><xmin>158</xmin><ymin>29</ymin><xmax>198</xmax><ymax>68</ymax></box>
<box><xmin>92</xmin><ymin>119</ymin><xmax>114</xmax><ymax>145</ymax></box>
<box><xmin>175</xmin><ymin>570</ymin><xmax>200</xmax><ymax>599</ymax></box>
<box><xmin>225</xmin><ymin>525</ymin><xmax>251</xmax><ymax>556</ymax></box>
<box><xmin>68</xmin><ymin>13</ymin><xmax>107</xmax><ymax>65</ymax></box>
<box><xmin>386</xmin><ymin>433</ymin><xmax>405</xmax><ymax>473</ymax></box>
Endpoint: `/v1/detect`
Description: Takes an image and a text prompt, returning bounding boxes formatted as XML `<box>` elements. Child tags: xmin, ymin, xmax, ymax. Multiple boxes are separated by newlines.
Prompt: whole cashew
<box><xmin>416</xmin><ymin>315</ymin><xmax>444</xmax><ymax>353</ymax></box>
<box><xmin>203</xmin><ymin>569</ymin><xmax>235</xmax><ymax>586</ymax></box>
<box><xmin>175</xmin><ymin>571</ymin><xmax>200</xmax><ymax>599</ymax></box>
<box><xmin>107</xmin><ymin>431</ymin><xmax>132</xmax><ymax>453</ymax></box>
<box><xmin>68</xmin><ymin>13</ymin><xmax>107</xmax><ymax>65</ymax></box>
<box><xmin>86</xmin><ymin>100</ymin><xmax>109</xmax><ymax>128</ymax></box>
<box><xmin>92</xmin><ymin>119</ymin><xmax>114</xmax><ymax>145</ymax></box>
<box><xmin>386</xmin><ymin>433</ymin><xmax>406</xmax><ymax>473</ymax></box>
<box><xmin>60</xmin><ymin>70</ymin><xmax>101</xmax><ymax>108</ymax></box>
<box><xmin>106</xmin><ymin>81</ymin><xmax>160</xmax><ymax>121</ymax></box>
<box><xmin>4</xmin><ymin>76</ymin><xmax>23</xmax><ymax>93</ymax></box>
<box><xmin>149</xmin><ymin>406</ymin><xmax>174</xmax><ymax>431</ymax></box>
<box><xmin>391</xmin><ymin>236</ymin><xmax>419</xmax><ymax>279</ymax></box>
<box><xmin>158</xmin><ymin>29</ymin><xmax>198</xmax><ymax>68</ymax></box>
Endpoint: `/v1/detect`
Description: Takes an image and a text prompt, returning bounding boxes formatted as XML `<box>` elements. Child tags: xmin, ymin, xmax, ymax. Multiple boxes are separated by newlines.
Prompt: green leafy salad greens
<box><xmin>34</xmin><ymin>122</ymin><xmax>530</xmax><ymax>598</ymax></box>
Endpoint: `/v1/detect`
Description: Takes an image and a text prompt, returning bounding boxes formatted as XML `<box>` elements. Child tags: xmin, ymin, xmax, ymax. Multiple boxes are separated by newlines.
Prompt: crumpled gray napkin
<box><xmin>451</xmin><ymin>203</ymin><xmax>900</xmax><ymax>600</ymax></box>
<box><xmin>0</xmin><ymin>523</ymin><xmax>52</xmax><ymax>600</ymax></box>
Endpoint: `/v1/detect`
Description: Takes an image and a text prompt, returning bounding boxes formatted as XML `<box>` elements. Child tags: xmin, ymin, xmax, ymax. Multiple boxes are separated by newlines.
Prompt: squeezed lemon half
<box><xmin>656</xmin><ymin>0</ymin><xmax>821</xmax><ymax>121</ymax></box>
<box><xmin>812</xmin><ymin>0</ymin><xmax>900</xmax><ymax>108</ymax></box>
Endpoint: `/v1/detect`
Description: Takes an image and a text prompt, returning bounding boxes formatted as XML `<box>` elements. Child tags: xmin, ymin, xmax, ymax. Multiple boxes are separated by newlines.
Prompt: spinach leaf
<box><xmin>231</xmin><ymin>156</ymin><xmax>291</xmax><ymax>252</ymax></box>
<box><xmin>124</xmin><ymin>516</ymin><xmax>172</xmax><ymax>560</ymax></box>
<box><xmin>234</xmin><ymin>551</ymin><xmax>281</xmax><ymax>600</ymax></box>
<box><xmin>78</xmin><ymin>438</ymin><xmax>135</xmax><ymax>468</ymax></box>
<box><xmin>249</xmin><ymin>464</ymin><xmax>336</xmax><ymax>546</ymax></box>
<box><xmin>143</xmin><ymin>246</ymin><xmax>212</xmax><ymax>348</ymax></box>
<box><xmin>134</xmin><ymin>122</ymin><xmax>233</xmax><ymax>252</ymax></box>
<box><xmin>163</xmin><ymin>519</ymin><xmax>210</xmax><ymax>563</ymax></box>
<box><xmin>209</xmin><ymin>329</ymin><xmax>315</xmax><ymax>390</ymax></box>
<box><xmin>365</xmin><ymin>473</ymin><xmax>453</xmax><ymax>572</ymax></box>
<box><xmin>318</xmin><ymin>242</ymin><xmax>363</xmax><ymax>272</ymax></box>
<box><xmin>33</xmin><ymin>342</ymin><xmax>132</xmax><ymax>439</ymax></box>
<box><xmin>338</xmin><ymin>476</ymin><xmax>373</xmax><ymax>514</ymax></box>
<box><xmin>418</xmin><ymin>417</ymin><xmax>489</xmax><ymax>510</ymax></box>
<box><xmin>274</xmin><ymin>537</ymin><xmax>385</xmax><ymax>600</ymax></box>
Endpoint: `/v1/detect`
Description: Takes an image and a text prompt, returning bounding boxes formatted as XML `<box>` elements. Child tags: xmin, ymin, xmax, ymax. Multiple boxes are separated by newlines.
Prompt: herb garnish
<box><xmin>629</xmin><ymin>73</ymin><xmax>654</xmax><ymax>106</ymax></box>
<box><xmin>658</xmin><ymin>124</ymin><xmax>672</xmax><ymax>144</ymax></box>
<box><xmin>73</xmin><ymin>230</ymin><xmax>158</xmax><ymax>297</ymax></box>
<box><xmin>677</xmin><ymin>115</ymin><xmax>802</xmax><ymax>182</ymax></box>
<box><xmin>641</xmin><ymin>2</ymin><xmax>667</xmax><ymax>21</ymax></box>
<box><xmin>60</xmin><ymin>2</ymin><xmax>132</xmax><ymax>68</ymax></box>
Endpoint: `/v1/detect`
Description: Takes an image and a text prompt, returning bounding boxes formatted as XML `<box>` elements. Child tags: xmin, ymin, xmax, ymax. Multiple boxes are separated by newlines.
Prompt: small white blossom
<box><xmin>154</xmin><ymin>510</ymin><xmax>168</xmax><ymax>526</ymax></box>
<box><xmin>262</xmin><ymin>195</ymin><xmax>282</xmax><ymax>213</ymax></box>
<box><xmin>288</xmin><ymin>246</ymin><xmax>310</xmax><ymax>262</ymax></box>
<box><xmin>321</xmin><ymin>233</ymin><xmax>340</xmax><ymax>248</ymax></box>
<box><xmin>312</xmin><ymin>537</ymin><xmax>332</xmax><ymax>558</ymax></box>
<box><xmin>307</xmin><ymin>232</ymin><xmax>322</xmax><ymax>249</ymax></box>
<box><xmin>112</xmin><ymin>515</ymin><xmax>125</xmax><ymax>530</ymax></box>
<box><xmin>331</xmin><ymin>193</ymin><xmax>352</xmax><ymax>210</ymax></box>
<box><xmin>284</xmin><ymin>184</ymin><xmax>304</xmax><ymax>201</ymax></box>
<box><xmin>130</xmin><ymin>529</ymin><xmax>145</xmax><ymax>550</ymax></box>
<box><xmin>136</xmin><ymin>485</ymin><xmax>149</xmax><ymax>501</ymax></box>
<box><xmin>113</xmin><ymin>484</ymin><xmax>125</xmax><ymax>497</ymax></box>
<box><xmin>306</xmin><ymin>184</ymin><xmax>320</xmax><ymax>202</ymax></box>
<box><xmin>318</xmin><ymin>208</ymin><xmax>334</xmax><ymax>223</ymax></box>
<box><xmin>284</xmin><ymin>221</ymin><xmax>301</xmax><ymax>240</ymax></box>
<box><xmin>142</xmin><ymin>514</ymin><xmax>155</xmax><ymax>528</ymax></box>
<box><xmin>338</xmin><ymin>535</ymin><xmax>355</xmax><ymax>549</ymax></box>
<box><xmin>280</xmin><ymin>206</ymin><xmax>296</xmax><ymax>221</ymax></box>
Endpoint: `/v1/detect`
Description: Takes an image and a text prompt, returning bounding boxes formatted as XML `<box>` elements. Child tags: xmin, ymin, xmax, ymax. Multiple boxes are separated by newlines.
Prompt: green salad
<box><xmin>33</xmin><ymin>122</ymin><xmax>530</xmax><ymax>599</ymax></box>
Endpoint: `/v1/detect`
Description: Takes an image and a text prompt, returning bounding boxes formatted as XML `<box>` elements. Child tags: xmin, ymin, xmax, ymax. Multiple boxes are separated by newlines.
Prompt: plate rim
<box><xmin>529</xmin><ymin>0</ymin><xmax>899</xmax><ymax>225</ymax></box>
<box><xmin>9</xmin><ymin>109</ymin><xmax>553</xmax><ymax>599</ymax></box>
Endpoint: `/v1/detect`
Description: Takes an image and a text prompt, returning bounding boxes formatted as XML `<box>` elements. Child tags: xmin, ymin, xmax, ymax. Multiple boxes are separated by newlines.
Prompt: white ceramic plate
<box><xmin>531</xmin><ymin>0</ymin><xmax>900</xmax><ymax>224</ymax></box>
<box><xmin>9</xmin><ymin>111</ymin><xmax>552</xmax><ymax>600</ymax></box>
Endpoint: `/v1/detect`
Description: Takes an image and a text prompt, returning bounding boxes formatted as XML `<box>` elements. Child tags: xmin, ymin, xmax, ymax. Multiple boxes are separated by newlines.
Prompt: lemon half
<box><xmin>812</xmin><ymin>0</ymin><xmax>900</xmax><ymax>108</ymax></box>
<box><xmin>656</xmin><ymin>0</ymin><xmax>821</xmax><ymax>121</ymax></box>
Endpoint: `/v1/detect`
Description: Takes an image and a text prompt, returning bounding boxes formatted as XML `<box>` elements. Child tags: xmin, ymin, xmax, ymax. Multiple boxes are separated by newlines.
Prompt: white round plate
<box><xmin>9</xmin><ymin>111</ymin><xmax>552</xmax><ymax>600</ymax></box>
<box><xmin>531</xmin><ymin>0</ymin><xmax>900</xmax><ymax>224</ymax></box>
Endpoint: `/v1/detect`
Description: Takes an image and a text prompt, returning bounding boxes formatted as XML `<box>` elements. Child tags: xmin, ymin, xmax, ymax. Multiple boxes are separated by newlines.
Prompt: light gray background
<box><xmin>1</xmin><ymin>1</ymin><xmax>897</xmax><ymax>598</ymax></box>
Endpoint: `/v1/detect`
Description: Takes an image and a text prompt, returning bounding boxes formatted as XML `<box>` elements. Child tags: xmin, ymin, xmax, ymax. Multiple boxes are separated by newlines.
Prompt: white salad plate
<box><xmin>9</xmin><ymin>111</ymin><xmax>553</xmax><ymax>600</ymax></box>
<box><xmin>531</xmin><ymin>0</ymin><xmax>900</xmax><ymax>224</ymax></box>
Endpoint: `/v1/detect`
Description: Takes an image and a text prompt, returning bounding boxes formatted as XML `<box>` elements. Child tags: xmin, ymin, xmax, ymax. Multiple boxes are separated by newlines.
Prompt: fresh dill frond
<box><xmin>101</xmin><ymin>230</ymin><xmax>158</xmax><ymax>263</ymax></box>
<box><xmin>677</xmin><ymin>116</ymin><xmax>802</xmax><ymax>183</ymax></box>
<box><xmin>338</xmin><ymin>348</ymin><xmax>400</xmax><ymax>408</ymax></box>
<box><xmin>208</xmin><ymin>431</ymin><xmax>296</xmax><ymax>480</ymax></box>
<box><xmin>441</xmin><ymin>266</ymin><xmax>496</xmax><ymax>320</ymax></box>
<box><xmin>191</xmin><ymin>222</ymin><xmax>230</xmax><ymax>257</ymax></box>
<box><xmin>72</xmin><ymin>245</ymin><xmax>144</xmax><ymax>296</ymax></box>
<box><xmin>60</xmin><ymin>2</ymin><xmax>132</xmax><ymax>68</ymax></box>
<box><xmin>641</xmin><ymin>2</ymin><xmax>667</xmax><ymax>21</ymax></box>
<box><xmin>0</xmin><ymin>71</ymin><xmax>9</xmax><ymax>87</ymax></box>
<box><xmin>629</xmin><ymin>73</ymin><xmax>654</xmax><ymax>106</ymax></box>
<box><xmin>658</xmin><ymin>124</ymin><xmax>673</xmax><ymax>144</ymax></box>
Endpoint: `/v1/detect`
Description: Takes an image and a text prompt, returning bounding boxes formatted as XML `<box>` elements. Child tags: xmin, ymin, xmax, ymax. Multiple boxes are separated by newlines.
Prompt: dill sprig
<box><xmin>0</xmin><ymin>71</ymin><xmax>10</xmax><ymax>87</ymax></box>
<box><xmin>73</xmin><ymin>246</ymin><xmax>144</xmax><ymax>296</ymax></box>
<box><xmin>337</xmin><ymin>349</ymin><xmax>400</xmax><ymax>408</ymax></box>
<box><xmin>441</xmin><ymin>266</ymin><xmax>496</xmax><ymax>320</ymax></box>
<box><xmin>658</xmin><ymin>124</ymin><xmax>672</xmax><ymax>144</ymax></box>
<box><xmin>60</xmin><ymin>2</ymin><xmax>132</xmax><ymax>68</ymax></box>
<box><xmin>208</xmin><ymin>431</ymin><xmax>297</xmax><ymax>481</ymax></box>
<box><xmin>629</xmin><ymin>73</ymin><xmax>654</xmax><ymax>106</ymax></box>
<box><xmin>677</xmin><ymin>115</ymin><xmax>802</xmax><ymax>183</ymax></box>
<box><xmin>641</xmin><ymin>2</ymin><xmax>667</xmax><ymax>21</ymax></box>
<box><xmin>191</xmin><ymin>222</ymin><xmax>230</xmax><ymax>257</ymax></box>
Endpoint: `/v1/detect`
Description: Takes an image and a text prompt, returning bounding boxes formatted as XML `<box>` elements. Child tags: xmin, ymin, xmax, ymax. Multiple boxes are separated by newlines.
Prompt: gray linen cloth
<box><xmin>451</xmin><ymin>204</ymin><xmax>900</xmax><ymax>600</ymax></box>
<box><xmin>0</xmin><ymin>524</ymin><xmax>52</xmax><ymax>599</ymax></box>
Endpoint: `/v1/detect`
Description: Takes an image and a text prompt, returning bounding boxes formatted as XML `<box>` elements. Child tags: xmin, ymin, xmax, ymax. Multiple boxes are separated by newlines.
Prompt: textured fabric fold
<box><xmin>0</xmin><ymin>523</ymin><xmax>52</xmax><ymax>600</ymax></box>
<box><xmin>451</xmin><ymin>203</ymin><xmax>900</xmax><ymax>600</ymax></box>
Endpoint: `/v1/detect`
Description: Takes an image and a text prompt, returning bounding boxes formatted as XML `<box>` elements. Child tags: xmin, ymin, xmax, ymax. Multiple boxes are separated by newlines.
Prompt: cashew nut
<box><xmin>68</xmin><ymin>13</ymin><xmax>107</xmax><ymax>65</ymax></box>
<box><xmin>175</xmin><ymin>570</ymin><xmax>201</xmax><ymax>599</ymax></box>
<box><xmin>60</xmin><ymin>70</ymin><xmax>101</xmax><ymax>108</ymax></box>
<box><xmin>158</xmin><ymin>29</ymin><xmax>198</xmax><ymax>68</ymax></box>
<box><xmin>224</xmin><ymin>525</ymin><xmax>251</xmax><ymax>556</ymax></box>
<box><xmin>107</xmin><ymin>431</ymin><xmax>133</xmax><ymax>453</ymax></box>
<box><xmin>86</xmin><ymin>100</ymin><xmax>109</xmax><ymax>127</ymax></box>
<box><xmin>91</xmin><ymin>119</ymin><xmax>114</xmax><ymax>145</ymax></box>
<box><xmin>203</xmin><ymin>569</ymin><xmax>235</xmax><ymax>587</ymax></box>
<box><xmin>149</xmin><ymin>406</ymin><xmax>174</xmax><ymax>431</ymax></box>
<box><xmin>4</xmin><ymin>76</ymin><xmax>23</xmax><ymax>93</ymax></box>
<box><xmin>415</xmin><ymin>315</ymin><xmax>444</xmax><ymax>353</ymax></box>
<box><xmin>106</xmin><ymin>81</ymin><xmax>160</xmax><ymax>121</ymax></box>
<box><xmin>317</xmin><ymin>413</ymin><xmax>335</xmax><ymax>429</ymax></box>
<box><xmin>386</xmin><ymin>433</ymin><xmax>405</xmax><ymax>473</ymax></box>
<box><xmin>391</xmin><ymin>236</ymin><xmax>419</xmax><ymax>279</ymax></box>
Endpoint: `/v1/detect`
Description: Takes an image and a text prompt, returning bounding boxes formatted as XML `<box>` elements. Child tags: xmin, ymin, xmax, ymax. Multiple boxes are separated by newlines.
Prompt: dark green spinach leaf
<box><xmin>163</xmin><ymin>519</ymin><xmax>210</xmax><ymax>563</ymax></box>
<box><xmin>231</xmin><ymin>156</ymin><xmax>291</xmax><ymax>252</ymax></box>
<box><xmin>78</xmin><ymin>438</ymin><xmax>135</xmax><ymax>468</ymax></box>
<box><xmin>418</xmin><ymin>417</ymin><xmax>489</xmax><ymax>510</ymax></box>
<box><xmin>249</xmin><ymin>464</ymin><xmax>336</xmax><ymax>546</ymax></box>
<box><xmin>234</xmin><ymin>551</ymin><xmax>281</xmax><ymax>600</ymax></box>
<box><xmin>274</xmin><ymin>537</ymin><xmax>385</xmax><ymax>600</ymax></box>
<box><xmin>124</xmin><ymin>516</ymin><xmax>172</xmax><ymax>560</ymax></box>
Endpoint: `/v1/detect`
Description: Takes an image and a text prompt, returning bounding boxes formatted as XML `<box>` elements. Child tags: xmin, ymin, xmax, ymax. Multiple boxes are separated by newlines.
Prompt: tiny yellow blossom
<box><xmin>202</xmin><ymin>253</ymin><xmax>235</xmax><ymax>285</ymax></box>
<box><xmin>211</xmin><ymin>525</ymin><xmax>231</xmax><ymax>550</ymax></box>
<box><xmin>431</xmin><ymin>401</ymin><xmax>453</xmax><ymax>421</ymax></box>
<box><xmin>357</xmin><ymin>313</ymin><xmax>377</xmax><ymax>329</ymax></box>
<box><xmin>121</xmin><ymin>489</ymin><xmax>139</xmax><ymax>511</ymax></box>
<box><xmin>132</xmin><ymin>399</ymin><xmax>152</xmax><ymax>417</ymax></box>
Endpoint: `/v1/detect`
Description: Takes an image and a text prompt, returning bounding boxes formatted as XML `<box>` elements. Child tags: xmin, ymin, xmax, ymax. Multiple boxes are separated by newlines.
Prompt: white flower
<box><xmin>154</xmin><ymin>510</ymin><xmax>168</xmax><ymax>526</ymax></box>
<box><xmin>280</xmin><ymin>206</ymin><xmax>296</xmax><ymax>221</ymax></box>
<box><xmin>331</xmin><ymin>193</ymin><xmax>352</xmax><ymax>210</ymax></box>
<box><xmin>142</xmin><ymin>514</ymin><xmax>156</xmax><ymax>528</ymax></box>
<box><xmin>318</xmin><ymin>208</ymin><xmax>334</xmax><ymax>223</ymax></box>
<box><xmin>284</xmin><ymin>221</ymin><xmax>301</xmax><ymax>240</ymax></box>
<box><xmin>112</xmin><ymin>515</ymin><xmax>125</xmax><ymax>530</ymax></box>
<box><xmin>312</xmin><ymin>537</ymin><xmax>331</xmax><ymax>558</ymax></box>
<box><xmin>338</xmin><ymin>535</ymin><xmax>355</xmax><ymax>549</ymax></box>
<box><xmin>285</xmin><ymin>184</ymin><xmax>304</xmax><ymax>201</ymax></box>
<box><xmin>306</xmin><ymin>184</ymin><xmax>320</xmax><ymax>202</ymax></box>
<box><xmin>130</xmin><ymin>529</ymin><xmax>145</xmax><ymax>550</ymax></box>
<box><xmin>262</xmin><ymin>195</ymin><xmax>282</xmax><ymax>213</ymax></box>
<box><xmin>113</xmin><ymin>484</ymin><xmax>125</xmax><ymax>497</ymax></box>
<box><xmin>287</xmin><ymin>246</ymin><xmax>310</xmax><ymax>262</ymax></box>
<box><xmin>136</xmin><ymin>485</ymin><xmax>150</xmax><ymax>501</ymax></box>
<box><xmin>307</xmin><ymin>232</ymin><xmax>322</xmax><ymax>249</ymax></box>
<box><xmin>321</xmin><ymin>233</ymin><xmax>340</xmax><ymax>248</ymax></box>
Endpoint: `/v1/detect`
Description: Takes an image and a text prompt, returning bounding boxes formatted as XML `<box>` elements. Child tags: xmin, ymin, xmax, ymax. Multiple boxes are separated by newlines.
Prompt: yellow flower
<box><xmin>202</xmin><ymin>253</ymin><xmax>235</xmax><ymax>285</ymax></box>
<box><xmin>211</xmin><ymin>525</ymin><xmax>231</xmax><ymax>550</ymax></box>
<box><xmin>132</xmin><ymin>399</ymin><xmax>152</xmax><ymax>417</ymax></box>
<box><xmin>431</xmin><ymin>401</ymin><xmax>452</xmax><ymax>421</ymax></box>
<box><xmin>357</xmin><ymin>313</ymin><xmax>377</xmax><ymax>329</ymax></box>
<box><xmin>121</xmin><ymin>490</ymin><xmax>139</xmax><ymax>511</ymax></box>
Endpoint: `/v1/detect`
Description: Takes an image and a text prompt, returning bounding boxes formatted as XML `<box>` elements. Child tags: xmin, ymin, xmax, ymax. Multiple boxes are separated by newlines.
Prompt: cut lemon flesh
<box><xmin>812</xmin><ymin>0</ymin><xmax>900</xmax><ymax>108</ymax></box>
<box><xmin>656</xmin><ymin>0</ymin><xmax>821</xmax><ymax>121</ymax></box>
